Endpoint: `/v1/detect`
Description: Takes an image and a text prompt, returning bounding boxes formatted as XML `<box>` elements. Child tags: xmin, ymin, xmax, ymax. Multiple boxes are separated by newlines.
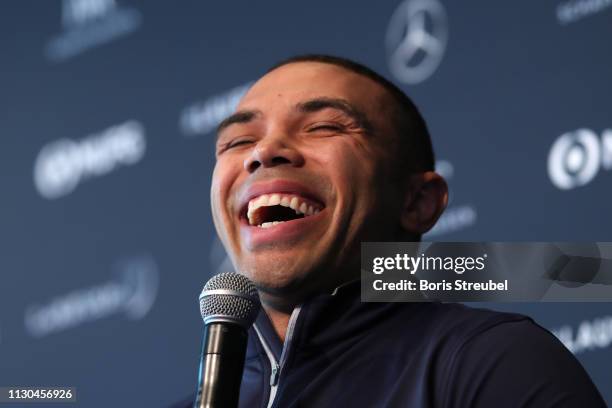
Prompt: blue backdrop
<box><xmin>0</xmin><ymin>0</ymin><xmax>610</xmax><ymax>406</ymax></box>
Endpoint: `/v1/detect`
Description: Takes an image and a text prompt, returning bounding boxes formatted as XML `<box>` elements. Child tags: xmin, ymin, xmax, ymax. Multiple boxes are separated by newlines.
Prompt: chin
<box><xmin>238</xmin><ymin>257</ymin><xmax>319</xmax><ymax>299</ymax></box>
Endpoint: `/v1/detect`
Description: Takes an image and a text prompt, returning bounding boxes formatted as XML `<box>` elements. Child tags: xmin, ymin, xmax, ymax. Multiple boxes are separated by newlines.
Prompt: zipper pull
<box><xmin>270</xmin><ymin>364</ymin><xmax>280</xmax><ymax>386</ymax></box>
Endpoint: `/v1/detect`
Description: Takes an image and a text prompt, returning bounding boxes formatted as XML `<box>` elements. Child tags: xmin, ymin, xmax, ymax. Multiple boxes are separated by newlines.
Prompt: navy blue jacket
<box><xmin>179</xmin><ymin>281</ymin><xmax>605</xmax><ymax>407</ymax></box>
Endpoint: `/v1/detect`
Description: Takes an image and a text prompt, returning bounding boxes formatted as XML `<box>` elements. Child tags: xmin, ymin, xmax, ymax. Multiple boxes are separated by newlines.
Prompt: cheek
<box><xmin>314</xmin><ymin>137</ymin><xmax>379</xmax><ymax>186</ymax></box>
<box><xmin>210</xmin><ymin>159</ymin><xmax>236</xmax><ymax>224</ymax></box>
<box><xmin>209</xmin><ymin>168</ymin><xmax>224</xmax><ymax>238</ymax></box>
<box><xmin>307</xmin><ymin>138</ymin><xmax>381</xmax><ymax>214</ymax></box>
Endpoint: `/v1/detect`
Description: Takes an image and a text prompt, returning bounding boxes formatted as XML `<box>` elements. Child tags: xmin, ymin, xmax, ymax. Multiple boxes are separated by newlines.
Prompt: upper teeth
<box><xmin>247</xmin><ymin>193</ymin><xmax>320</xmax><ymax>226</ymax></box>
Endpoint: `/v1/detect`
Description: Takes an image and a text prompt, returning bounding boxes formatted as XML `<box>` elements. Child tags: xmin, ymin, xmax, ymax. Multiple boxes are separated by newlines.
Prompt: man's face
<box><xmin>211</xmin><ymin>62</ymin><xmax>405</xmax><ymax>304</ymax></box>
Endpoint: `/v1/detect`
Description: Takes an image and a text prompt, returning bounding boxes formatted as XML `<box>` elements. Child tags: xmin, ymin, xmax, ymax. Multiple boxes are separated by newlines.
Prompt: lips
<box><xmin>236</xmin><ymin>180</ymin><xmax>327</xmax><ymax>245</ymax></box>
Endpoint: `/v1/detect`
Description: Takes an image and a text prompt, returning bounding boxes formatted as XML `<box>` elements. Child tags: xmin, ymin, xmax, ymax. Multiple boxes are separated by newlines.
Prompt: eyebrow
<box><xmin>215</xmin><ymin>97</ymin><xmax>374</xmax><ymax>140</ymax></box>
<box><xmin>216</xmin><ymin>109</ymin><xmax>262</xmax><ymax>136</ymax></box>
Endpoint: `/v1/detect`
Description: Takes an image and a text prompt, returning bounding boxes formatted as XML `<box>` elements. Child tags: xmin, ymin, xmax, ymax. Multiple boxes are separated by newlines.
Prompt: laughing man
<box><xmin>200</xmin><ymin>55</ymin><xmax>605</xmax><ymax>407</ymax></box>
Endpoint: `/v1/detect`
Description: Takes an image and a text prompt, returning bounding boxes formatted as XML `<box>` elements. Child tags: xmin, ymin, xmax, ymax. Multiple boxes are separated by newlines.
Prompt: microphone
<box><xmin>194</xmin><ymin>272</ymin><xmax>261</xmax><ymax>408</ymax></box>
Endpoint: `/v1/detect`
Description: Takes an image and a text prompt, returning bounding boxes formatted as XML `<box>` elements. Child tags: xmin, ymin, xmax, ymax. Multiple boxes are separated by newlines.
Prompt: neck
<box><xmin>257</xmin><ymin>276</ymin><xmax>359</xmax><ymax>342</ymax></box>
<box><xmin>262</xmin><ymin>304</ymin><xmax>292</xmax><ymax>342</ymax></box>
<box><xmin>258</xmin><ymin>289</ymin><xmax>303</xmax><ymax>342</ymax></box>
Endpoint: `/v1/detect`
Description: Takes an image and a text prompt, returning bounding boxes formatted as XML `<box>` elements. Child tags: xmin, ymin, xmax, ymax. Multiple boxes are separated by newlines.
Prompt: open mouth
<box><xmin>244</xmin><ymin>193</ymin><xmax>324</xmax><ymax>228</ymax></box>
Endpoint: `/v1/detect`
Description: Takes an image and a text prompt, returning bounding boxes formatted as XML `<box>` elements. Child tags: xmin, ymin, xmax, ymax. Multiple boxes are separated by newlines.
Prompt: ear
<box><xmin>401</xmin><ymin>171</ymin><xmax>448</xmax><ymax>235</ymax></box>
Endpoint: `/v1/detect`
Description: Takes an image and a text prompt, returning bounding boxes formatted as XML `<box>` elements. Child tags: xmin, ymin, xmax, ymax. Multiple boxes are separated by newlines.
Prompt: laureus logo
<box><xmin>45</xmin><ymin>0</ymin><xmax>142</xmax><ymax>62</ymax></box>
<box><xmin>385</xmin><ymin>0</ymin><xmax>448</xmax><ymax>84</ymax></box>
<box><xmin>547</xmin><ymin>128</ymin><xmax>612</xmax><ymax>190</ymax></box>
<box><xmin>179</xmin><ymin>82</ymin><xmax>253</xmax><ymax>137</ymax></box>
<box><xmin>24</xmin><ymin>255</ymin><xmax>159</xmax><ymax>338</ymax></box>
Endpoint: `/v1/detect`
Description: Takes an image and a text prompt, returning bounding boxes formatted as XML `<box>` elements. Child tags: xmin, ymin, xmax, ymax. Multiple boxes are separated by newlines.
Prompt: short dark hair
<box><xmin>267</xmin><ymin>54</ymin><xmax>435</xmax><ymax>172</ymax></box>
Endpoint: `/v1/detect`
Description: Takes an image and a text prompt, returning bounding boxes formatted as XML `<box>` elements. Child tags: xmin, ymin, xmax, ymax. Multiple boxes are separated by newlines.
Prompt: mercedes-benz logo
<box><xmin>385</xmin><ymin>0</ymin><xmax>448</xmax><ymax>84</ymax></box>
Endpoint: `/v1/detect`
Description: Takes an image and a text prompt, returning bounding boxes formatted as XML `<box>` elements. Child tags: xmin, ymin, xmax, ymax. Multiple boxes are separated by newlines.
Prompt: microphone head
<box><xmin>199</xmin><ymin>272</ymin><xmax>261</xmax><ymax>329</ymax></box>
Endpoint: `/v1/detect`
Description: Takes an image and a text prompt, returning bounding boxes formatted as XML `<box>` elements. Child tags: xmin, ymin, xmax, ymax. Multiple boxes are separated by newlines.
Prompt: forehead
<box><xmin>237</xmin><ymin>62</ymin><xmax>391</xmax><ymax>114</ymax></box>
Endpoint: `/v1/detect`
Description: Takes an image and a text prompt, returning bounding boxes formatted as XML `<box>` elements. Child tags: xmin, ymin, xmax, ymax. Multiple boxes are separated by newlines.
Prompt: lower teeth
<box><xmin>259</xmin><ymin>221</ymin><xmax>285</xmax><ymax>228</ymax></box>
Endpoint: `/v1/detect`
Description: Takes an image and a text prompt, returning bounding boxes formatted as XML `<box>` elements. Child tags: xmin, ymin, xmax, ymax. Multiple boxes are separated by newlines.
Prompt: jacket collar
<box><xmin>249</xmin><ymin>279</ymin><xmax>420</xmax><ymax>356</ymax></box>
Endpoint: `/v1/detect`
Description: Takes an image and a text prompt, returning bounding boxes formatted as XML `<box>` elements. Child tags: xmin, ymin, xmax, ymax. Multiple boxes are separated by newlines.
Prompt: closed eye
<box><xmin>218</xmin><ymin>138</ymin><xmax>254</xmax><ymax>154</ymax></box>
<box><xmin>228</xmin><ymin>139</ymin><xmax>253</xmax><ymax>148</ymax></box>
<box><xmin>308</xmin><ymin>124</ymin><xmax>344</xmax><ymax>132</ymax></box>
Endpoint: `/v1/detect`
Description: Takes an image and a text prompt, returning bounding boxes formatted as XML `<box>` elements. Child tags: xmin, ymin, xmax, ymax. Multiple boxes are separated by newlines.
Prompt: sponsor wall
<box><xmin>0</xmin><ymin>0</ymin><xmax>610</xmax><ymax>406</ymax></box>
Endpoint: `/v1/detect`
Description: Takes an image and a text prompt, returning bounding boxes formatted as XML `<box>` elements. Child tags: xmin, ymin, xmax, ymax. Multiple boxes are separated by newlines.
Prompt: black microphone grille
<box><xmin>199</xmin><ymin>272</ymin><xmax>261</xmax><ymax>329</ymax></box>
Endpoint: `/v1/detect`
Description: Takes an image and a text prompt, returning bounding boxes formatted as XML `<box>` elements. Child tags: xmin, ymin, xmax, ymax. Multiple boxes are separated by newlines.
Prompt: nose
<box><xmin>243</xmin><ymin>135</ymin><xmax>305</xmax><ymax>173</ymax></box>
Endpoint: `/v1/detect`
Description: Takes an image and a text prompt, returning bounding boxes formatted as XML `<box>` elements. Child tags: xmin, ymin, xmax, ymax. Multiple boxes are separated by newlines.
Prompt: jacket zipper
<box><xmin>253</xmin><ymin>306</ymin><xmax>302</xmax><ymax>408</ymax></box>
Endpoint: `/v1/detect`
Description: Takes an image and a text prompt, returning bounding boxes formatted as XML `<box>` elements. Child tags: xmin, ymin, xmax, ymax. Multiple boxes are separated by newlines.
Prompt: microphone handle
<box><xmin>194</xmin><ymin>323</ymin><xmax>248</xmax><ymax>408</ymax></box>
